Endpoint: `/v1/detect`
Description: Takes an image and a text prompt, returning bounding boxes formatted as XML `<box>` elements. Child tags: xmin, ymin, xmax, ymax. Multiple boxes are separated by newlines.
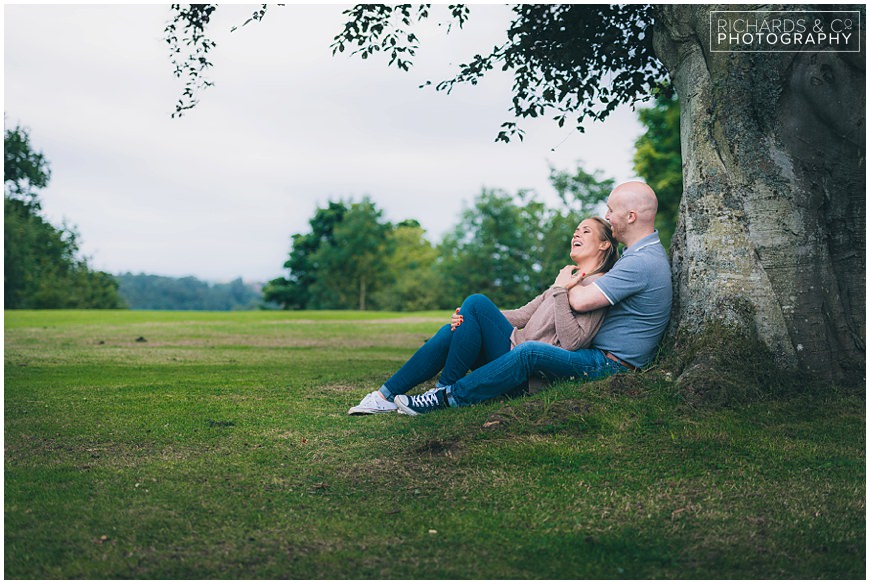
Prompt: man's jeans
<box><xmin>381</xmin><ymin>294</ymin><xmax>513</xmax><ymax>400</ymax></box>
<box><xmin>447</xmin><ymin>341</ymin><xmax>627</xmax><ymax>407</ymax></box>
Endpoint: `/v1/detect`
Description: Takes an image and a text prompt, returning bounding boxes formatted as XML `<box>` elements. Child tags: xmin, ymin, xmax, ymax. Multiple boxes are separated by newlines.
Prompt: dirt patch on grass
<box><xmin>335</xmin><ymin>456</ymin><xmax>446</xmax><ymax>492</ymax></box>
<box><xmin>414</xmin><ymin>437</ymin><xmax>464</xmax><ymax>458</ymax></box>
<box><xmin>604</xmin><ymin>373</ymin><xmax>650</xmax><ymax>397</ymax></box>
<box><xmin>484</xmin><ymin>398</ymin><xmax>593</xmax><ymax>435</ymax></box>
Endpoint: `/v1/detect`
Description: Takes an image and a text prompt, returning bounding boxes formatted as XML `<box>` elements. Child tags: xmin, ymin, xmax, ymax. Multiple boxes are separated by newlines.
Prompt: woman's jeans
<box><xmin>380</xmin><ymin>294</ymin><xmax>514</xmax><ymax>400</ymax></box>
<box><xmin>446</xmin><ymin>341</ymin><xmax>627</xmax><ymax>407</ymax></box>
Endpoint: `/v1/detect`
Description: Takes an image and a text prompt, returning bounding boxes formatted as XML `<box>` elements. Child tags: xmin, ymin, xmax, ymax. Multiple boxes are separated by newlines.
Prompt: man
<box><xmin>394</xmin><ymin>181</ymin><xmax>673</xmax><ymax>415</ymax></box>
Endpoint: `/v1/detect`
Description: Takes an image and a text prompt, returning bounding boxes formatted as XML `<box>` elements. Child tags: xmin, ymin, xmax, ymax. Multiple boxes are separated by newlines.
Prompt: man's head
<box><xmin>605</xmin><ymin>181</ymin><xmax>658</xmax><ymax>247</ymax></box>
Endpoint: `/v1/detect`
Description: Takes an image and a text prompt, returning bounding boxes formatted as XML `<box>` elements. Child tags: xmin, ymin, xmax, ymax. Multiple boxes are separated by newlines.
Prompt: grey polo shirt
<box><xmin>590</xmin><ymin>232</ymin><xmax>672</xmax><ymax>368</ymax></box>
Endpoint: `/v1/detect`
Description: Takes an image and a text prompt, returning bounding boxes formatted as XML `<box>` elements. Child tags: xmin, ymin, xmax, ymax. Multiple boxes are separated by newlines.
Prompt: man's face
<box><xmin>605</xmin><ymin>193</ymin><xmax>628</xmax><ymax>244</ymax></box>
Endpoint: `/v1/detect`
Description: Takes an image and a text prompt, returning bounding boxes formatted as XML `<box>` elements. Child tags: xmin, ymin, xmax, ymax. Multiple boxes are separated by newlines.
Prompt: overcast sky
<box><xmin>5</xmin><ymin>3</ymin><xmax>646</xmax><ymax>283</ymax></box>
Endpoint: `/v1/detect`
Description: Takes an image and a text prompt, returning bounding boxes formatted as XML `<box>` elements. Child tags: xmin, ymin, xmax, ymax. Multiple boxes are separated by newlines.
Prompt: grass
<box><xmin>4</xmin><ymin>309</ymin><xmax>865</xmax><ymax>579</ymax></box>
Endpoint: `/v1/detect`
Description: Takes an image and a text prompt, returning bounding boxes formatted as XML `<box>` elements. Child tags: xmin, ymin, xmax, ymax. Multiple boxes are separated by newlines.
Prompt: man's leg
<box><xmin>447</xmin><ymin>341</ymin><xmax>625</xmax><ymax>407</ymax></box>
<box><xmin>439</xmin><ymin>294</ymin><xmax>514</xmax><ymax>386</ymax></box>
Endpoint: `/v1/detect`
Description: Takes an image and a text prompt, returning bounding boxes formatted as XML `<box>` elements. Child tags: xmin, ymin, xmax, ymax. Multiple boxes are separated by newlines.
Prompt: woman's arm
<box><xmin>500</xmin><ymin>292</ymin><xmax>545</xmax><ymax>329</ymax></box>
<box><xmin>551</xmin><ymin>287</ymin><xmax>607</xmax><ymax>350</ymax></box>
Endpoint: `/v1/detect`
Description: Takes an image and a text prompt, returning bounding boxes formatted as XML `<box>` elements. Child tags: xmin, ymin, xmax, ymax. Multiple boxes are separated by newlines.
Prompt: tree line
<box><xmin>116</xmin><ymin>273</ymin><xmax>266</xmax><ymax>311</ymax></box>
<box><xmin>5</xmin><ymin>95</ymin><xmax>679</xmax><ymax>311</ymax></box>
<box><xmin>4</xmin><ymin>125</ymin><xmax>124</xmax><ymax>309</ymax></box>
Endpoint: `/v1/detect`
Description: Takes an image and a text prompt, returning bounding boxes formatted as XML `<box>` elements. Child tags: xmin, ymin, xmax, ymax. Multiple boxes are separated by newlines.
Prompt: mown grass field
<box><xmin>4</xmin><ymin>309</ymin><xmax>865</xmax><ymax>579</ymax></box>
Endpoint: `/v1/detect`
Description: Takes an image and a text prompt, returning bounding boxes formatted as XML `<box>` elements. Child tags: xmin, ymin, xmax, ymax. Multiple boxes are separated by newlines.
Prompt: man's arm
<box><xmin>552</xmin><ymin>265</ymin><xmax>612</xmax><ymax>313</ymax></box>
<box><xmin>566</xmin><ymin>282</ymin><xmax>611</xmax><ymax>313</ymax></box>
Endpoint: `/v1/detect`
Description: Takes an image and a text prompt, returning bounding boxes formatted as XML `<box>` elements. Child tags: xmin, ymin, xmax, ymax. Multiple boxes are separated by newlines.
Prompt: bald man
<box><xmin>395</xmin><ymin>181</ymin><xmax>673</xmax><ymax>416</ymax></box>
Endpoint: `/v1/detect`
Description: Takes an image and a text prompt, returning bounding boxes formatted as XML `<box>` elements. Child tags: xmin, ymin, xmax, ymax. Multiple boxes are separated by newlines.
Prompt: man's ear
<box><xmin>626</xmin><ymin>210</ymin><xmax>638</xmax><ymax>224</ymax></box>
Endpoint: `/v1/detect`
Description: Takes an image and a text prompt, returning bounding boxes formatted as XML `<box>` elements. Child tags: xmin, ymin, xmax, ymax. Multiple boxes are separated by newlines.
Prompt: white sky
<box><xmin>5</xmin><ymin>3</ymin><xmax>646</xmax><ymax>283</ymax></box>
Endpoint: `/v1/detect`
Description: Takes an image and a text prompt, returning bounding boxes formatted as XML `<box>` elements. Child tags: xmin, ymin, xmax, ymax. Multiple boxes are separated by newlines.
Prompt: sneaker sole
<box><xmin>347</xmin><ymin>407</ymin><xmax>396</xmax><ymax>415</ymax></box>
<box><xmin>393</xmin><ymin>398</ymin><xmax>419</xmax><ymax>416</ymax></box>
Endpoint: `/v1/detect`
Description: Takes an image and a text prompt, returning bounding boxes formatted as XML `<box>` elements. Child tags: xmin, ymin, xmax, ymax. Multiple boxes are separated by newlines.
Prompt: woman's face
<box><xmin>569</xmin><ymin>219</ymin><xmax>609</xmax><ymax>264</ymax></box>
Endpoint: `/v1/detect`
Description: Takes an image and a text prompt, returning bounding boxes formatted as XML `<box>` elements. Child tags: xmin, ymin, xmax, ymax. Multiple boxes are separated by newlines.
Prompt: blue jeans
<box><xmin>446</xmin><ymin>341</ymin><xmax>627</xmax><ymax>407</ymax></box>
<box><xmin>380</xmin><ymin>294</ymin><xmax>514</xmax><ymax>401</ymax></box>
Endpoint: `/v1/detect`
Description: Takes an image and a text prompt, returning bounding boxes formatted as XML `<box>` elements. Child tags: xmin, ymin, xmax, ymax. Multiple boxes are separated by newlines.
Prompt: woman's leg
<box><xmin>379</xmin><ymin>324</ymin><xmax>453</xmax><ymax>401</ymax></box>
<box><xmin>438</xmin><ymin>294</ymin><xmax>515</xmax><ymax>386</ymax></box>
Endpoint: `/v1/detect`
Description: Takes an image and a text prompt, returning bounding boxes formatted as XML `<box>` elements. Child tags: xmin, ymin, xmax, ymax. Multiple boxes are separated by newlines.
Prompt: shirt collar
<box><xmin>622</xmin><ymin>231</ymin><xmax>662</xmax><ymax>256</ymax></box>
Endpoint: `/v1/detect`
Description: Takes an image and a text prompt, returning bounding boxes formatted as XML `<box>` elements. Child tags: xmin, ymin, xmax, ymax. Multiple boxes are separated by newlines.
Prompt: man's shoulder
<box><xmin>611</xmin><ymin>245</ymin><xmax>666</xmax><ymax>273</ymax></box>
<box><xmin>596</xmin><ymin>238</ymin><xmax>670</xmax><ymax>296</ymax></box>
<box><xmin>623</xmin><ymin>236</ymin><xmax>670</xmax><ymax>270</ymax></box>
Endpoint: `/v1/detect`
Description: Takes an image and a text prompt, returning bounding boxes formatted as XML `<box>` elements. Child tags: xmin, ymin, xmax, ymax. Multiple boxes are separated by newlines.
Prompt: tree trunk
<box><xmin>360</xmin><ymin>275</ymin><xmax>366</xmax><ymax>311</ymax></box>
<box><xmin>653</xmin><ymin>4</ymin><xmax>865</xmax><ymax>388</ymax></box>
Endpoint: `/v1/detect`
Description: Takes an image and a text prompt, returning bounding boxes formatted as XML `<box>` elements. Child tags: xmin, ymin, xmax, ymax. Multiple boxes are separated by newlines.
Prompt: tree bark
<box><xmin>653</xmin><ymin>4</ymin><xmax>865</xmax><ymax>386</ymax></box>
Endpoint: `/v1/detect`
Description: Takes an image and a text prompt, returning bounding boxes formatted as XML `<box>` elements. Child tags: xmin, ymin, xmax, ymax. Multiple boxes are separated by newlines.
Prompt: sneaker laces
<box><xmin>410</xmin><ymin>391</ymin><xmax>440</xmax><ymax>408</ymax></box>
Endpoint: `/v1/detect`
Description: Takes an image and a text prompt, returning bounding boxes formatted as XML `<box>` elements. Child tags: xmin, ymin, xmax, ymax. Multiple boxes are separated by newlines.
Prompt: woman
<box><xmin>348</xmin><ymin>217</ymin><xmax>619</xmax><ymax>415</ymax></box>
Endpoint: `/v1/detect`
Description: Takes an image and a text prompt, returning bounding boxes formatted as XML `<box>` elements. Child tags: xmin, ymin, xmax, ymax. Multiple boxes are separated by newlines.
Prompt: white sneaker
<box><xmin>347</xmin><ymin>391</ymin><xmax>398</xmax><ymax>415</ymax></box>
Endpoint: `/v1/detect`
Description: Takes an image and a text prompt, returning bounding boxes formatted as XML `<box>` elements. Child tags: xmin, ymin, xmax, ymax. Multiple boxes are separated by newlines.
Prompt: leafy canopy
<box><xmin>4</xmin><ymin>124</ymin><xmax>51</xmax><ymax>208</ymax></box>
<box><xmin>166</xmin><ymin>4</ymin><xmax>670</xmax><ymax>140</ymax></box>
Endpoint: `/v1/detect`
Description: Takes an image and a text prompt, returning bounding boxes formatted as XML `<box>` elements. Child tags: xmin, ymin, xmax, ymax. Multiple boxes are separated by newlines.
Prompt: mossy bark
<box><xmin>652</xmin><ymin>4</ymin><xmax>865</xmax><ymax>387</ymax></box>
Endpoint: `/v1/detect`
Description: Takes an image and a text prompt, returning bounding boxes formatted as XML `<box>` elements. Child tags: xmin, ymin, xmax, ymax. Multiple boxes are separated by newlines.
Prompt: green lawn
<box><xmin>4</xmin><ymin>310</ymin><xmax>865</xmax><ymax>578</ymax></box>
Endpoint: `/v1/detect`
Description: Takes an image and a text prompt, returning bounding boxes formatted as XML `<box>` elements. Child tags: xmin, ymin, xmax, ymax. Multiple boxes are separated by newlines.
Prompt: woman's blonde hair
<box><xmin>586</xmin><ymin>216</ymin><xmax>619</xmax><ymax>276</ymax></box>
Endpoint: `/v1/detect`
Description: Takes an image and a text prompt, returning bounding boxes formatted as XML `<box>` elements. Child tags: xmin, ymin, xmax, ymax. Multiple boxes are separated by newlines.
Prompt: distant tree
<box><xmin>438</xmin><ymin>189</ymin><xmax>551</xmax><ymax>309</ymax></box>
<box><xmin>263</xmin><ymin>201</ymin><xmax>348</xmax><ymax>309</ymax></box>
<box><xmin>371</xmin><ymin>220</ymin><xmax>441</xmax><ymax>311</ymax></box>
<box><xmin>224</xmin><ymin>278</ymin><xmax>263</xmax><ymax>310</ymax></box>
<box><xmin>309</xmin><ymin>197</ymin><xmax>393</xmax><ymax>310</ymax></box>
<box><xmin>266</xmin><ymin>197</ymin><xmax>393</xmax><ymax>310</ymax></box>
<box><xmin>71</xmin><ymin>270</ymin><xmax>126</xmax><ymax>309</ymax></box>
<box><xmin>4</xmin><ymin>125</ymin><xmax>123</xmax><ymax>309</ymax></box>
<box><xmin>633</xmin><ymin>93</ymin><xmax>681</xmax><ymax>249</ymax></box>
<box><xmin>4</xmin><ymin>198</ymin><xmax>124</xmax><ymax>309</ymax></box>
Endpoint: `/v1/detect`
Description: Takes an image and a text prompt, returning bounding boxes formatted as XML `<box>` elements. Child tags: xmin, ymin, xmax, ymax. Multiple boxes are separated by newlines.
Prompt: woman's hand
<box><xmin>450</xmin><ymin>307</ymin><xmax>464</xmax><ymax>331</ymax></box>
<box><xmin>553</xmin><ymin>265</ymin><xmax>586</xmax><ymax>290</ymax></box>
